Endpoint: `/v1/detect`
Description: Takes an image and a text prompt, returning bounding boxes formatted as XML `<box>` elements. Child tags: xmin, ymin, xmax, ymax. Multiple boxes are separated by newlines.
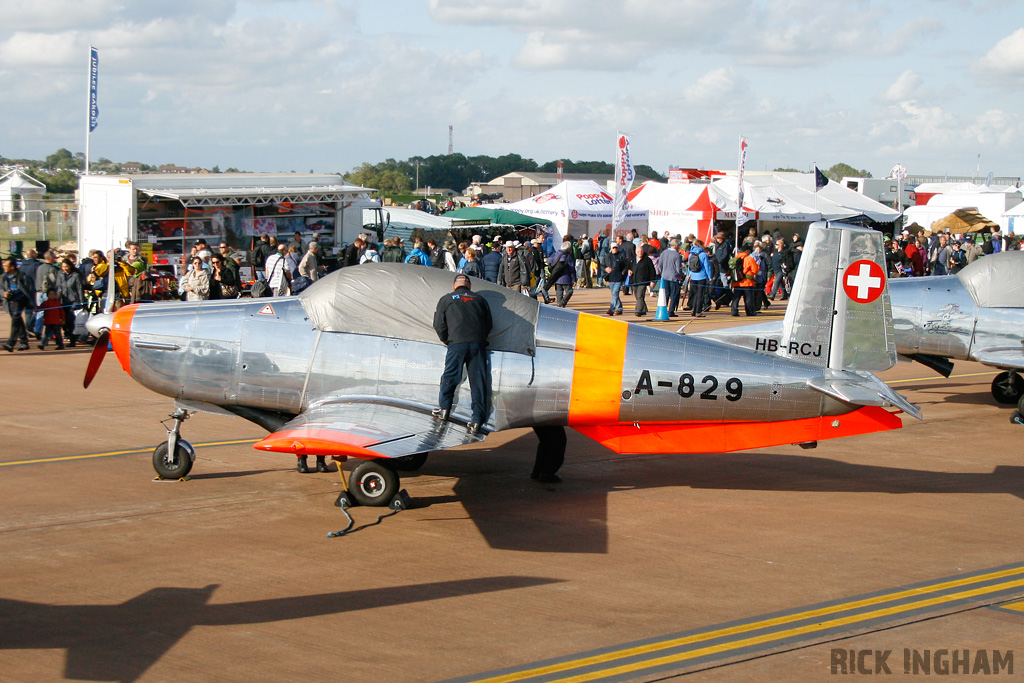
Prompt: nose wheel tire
<box><xmin>153</xmin><ymin>442</ymin><xmax>194</xmax><ymax>479</ymax></box>
<box><xmin>991</xmin><ymin>371</ymin><xmax>1023</xmax><ymax>405</ymax></box>
<box><xmin>348</xmin><ymin>460</ymin><xmax>399</xmax><ymax>507</ymax></box>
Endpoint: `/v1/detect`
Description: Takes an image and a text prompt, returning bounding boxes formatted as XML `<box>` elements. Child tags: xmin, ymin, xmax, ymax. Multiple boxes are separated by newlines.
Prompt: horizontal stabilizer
<box><xmin>806</xmin><ymin>370</ymin><xmax>922</xmax><ymax>420</ymax></box>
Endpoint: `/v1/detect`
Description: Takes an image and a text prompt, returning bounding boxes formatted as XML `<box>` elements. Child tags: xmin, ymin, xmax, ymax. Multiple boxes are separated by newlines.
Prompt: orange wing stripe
<box><xmin>568</xmin><ymin>314</ymin><xmax>629</xmax><ymax>425</ymax></box>
<box><xmin>574</xmin><ymin>406</ymin><xmax>903</xmax><ymax>454</ymax></box>
<box><xmin>254</xmin><ymin>428</ymin><xmax>381</xmax><ymax>458</ymax></box>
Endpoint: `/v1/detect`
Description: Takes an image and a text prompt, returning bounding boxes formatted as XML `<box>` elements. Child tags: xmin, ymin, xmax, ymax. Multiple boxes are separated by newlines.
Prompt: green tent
<box><xmin>444</xmin><ymin>207</ymin><xmax>552</xmax><ymax>227</ymax></box>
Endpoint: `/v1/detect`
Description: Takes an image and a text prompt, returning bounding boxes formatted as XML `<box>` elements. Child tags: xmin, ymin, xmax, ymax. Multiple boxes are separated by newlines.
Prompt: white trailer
<box><xmin>841</xmin><ymin>177</ymin><xmax>914</xmax><ymax>211</ymax></box>
<box><xmin>78</xmin><ymin>173</ymin><xmax>380</xmax><ymax>267</ymax></box>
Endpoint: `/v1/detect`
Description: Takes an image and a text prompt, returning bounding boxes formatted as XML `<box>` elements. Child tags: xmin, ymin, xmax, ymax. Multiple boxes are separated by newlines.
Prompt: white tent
<box><xmin>910</xmin><ymin>190</ymin><xmax>1022</xmax><ymax>233</ymax></box>
<box><xmin>0</xmin><ymin>170</ymin><xmax>46</xmax><ymax>214</ymax></box>
<box><xmin>1004</xmin><ymin>199</ymin><xmax>1024</xmax><ymax>235</ymax></box>
<box><xmin>710</xmin><ymin>173</ymin><xmax>900</xmax><ymax>226</ymax></box>
<box><xmin>499</xmin><ymin>180</ymin><xmax>647</xmax><ymax>241</ymax></box>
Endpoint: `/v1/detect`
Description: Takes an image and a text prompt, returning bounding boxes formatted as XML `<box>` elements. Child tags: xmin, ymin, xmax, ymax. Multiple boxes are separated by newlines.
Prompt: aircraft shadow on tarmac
<box><xmin>0</xmin><ymin>576</ymin><xmax>560</xmax><ymax>683</ymax></box>
<box><xmin>419</xmin><ymin>434</ymin><xmax>1024</xmax><ymax>555</ymax></box>
<box><xmin>186</xmin><ymin>468</ymin><xmax>280</xmax><ymax>481</ymax></box>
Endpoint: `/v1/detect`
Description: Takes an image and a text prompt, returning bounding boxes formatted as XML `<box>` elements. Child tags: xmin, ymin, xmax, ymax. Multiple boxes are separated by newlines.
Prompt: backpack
<box><xmin>687</xmin><ymin>251</ymin><xmax>702</xmax><ymax>273</ymax></box>
<box><xmin>251</xmin><ymin>279</ymin><xmax>271</xmax><ymax>297</ymax></box>
<box><xmin>407</xmin><ymin>254</ymin><xmax>422</xmax><ymax>265</ymax></box>
<box><xmin>728</xmin><ymin>256</ymin><xmax>744</xmax><ymax>283</ymax></box>
<box><xmin>290</xmin><ymin>275</ymin><xmax>313</xmax><ymax>294</ymax></box>
<box><xmin>548</xmin><ymin>254</ymin><xmax>566</xmax><ymax>282</ymax></box>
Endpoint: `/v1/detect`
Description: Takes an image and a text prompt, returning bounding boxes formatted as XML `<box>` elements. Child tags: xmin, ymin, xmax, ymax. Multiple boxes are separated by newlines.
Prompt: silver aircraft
<box><xmin>85</xmin><ymin>222</ymin><xmax>920</xmax><ymax>508</ymax></box>
<box><xmin>694</xmin><ymin>250</ymin><xmax>1024</xmax><ymax>421</ymax></box>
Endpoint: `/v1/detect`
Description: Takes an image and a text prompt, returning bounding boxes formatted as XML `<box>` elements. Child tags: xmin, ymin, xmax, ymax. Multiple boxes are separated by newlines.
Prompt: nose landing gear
<box><xmin>153</xmin><ymin>408</ymin><xmax>195</xmax><ymax>480</ymax></box>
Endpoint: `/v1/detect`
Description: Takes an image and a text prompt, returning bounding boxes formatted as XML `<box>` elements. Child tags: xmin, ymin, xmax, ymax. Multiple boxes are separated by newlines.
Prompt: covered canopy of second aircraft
<box><xmin>299</xmin><ymin>263</ymin><xmax>541</xmax><ymax>355</ymax></box>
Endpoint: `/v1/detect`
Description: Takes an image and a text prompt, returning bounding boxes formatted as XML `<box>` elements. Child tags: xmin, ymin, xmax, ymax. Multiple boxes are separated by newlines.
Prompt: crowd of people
<box><xmin>5</xmin><ymin>220</ymin><xmax>1020</xmax><ymax>354</ymax></box>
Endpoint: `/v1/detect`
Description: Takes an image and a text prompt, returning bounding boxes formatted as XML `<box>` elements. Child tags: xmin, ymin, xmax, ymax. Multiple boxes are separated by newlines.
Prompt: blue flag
<box><xmin>89</xmin><ymin>47</ymin><xmax>99</xmax><ymax>132</ymax></box>
<box><xmin>814</xmin><ymin>165</ymin><xmax>828</xmax><ymax>191</ymax></box>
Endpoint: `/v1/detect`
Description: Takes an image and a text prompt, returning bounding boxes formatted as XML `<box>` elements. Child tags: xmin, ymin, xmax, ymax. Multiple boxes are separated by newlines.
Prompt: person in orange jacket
<box><xmin>730</xmin><ymin>248</ymin><xmax>760</xmax><ymax>317</ymax></box>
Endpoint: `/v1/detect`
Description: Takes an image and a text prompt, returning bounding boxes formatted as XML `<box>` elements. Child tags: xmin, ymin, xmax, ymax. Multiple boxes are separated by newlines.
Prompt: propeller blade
<box><xmin>83</xmin><ymin>331</ymin><xmax>109</xmax><ymax>389</ymax></box>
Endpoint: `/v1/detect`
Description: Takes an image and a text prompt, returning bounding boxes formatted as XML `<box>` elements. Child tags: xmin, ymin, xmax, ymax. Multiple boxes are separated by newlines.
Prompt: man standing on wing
<box><xmin>432</xmin><ymin>274</ymin><xmax>493</xmax><ymax>436</ymax></box>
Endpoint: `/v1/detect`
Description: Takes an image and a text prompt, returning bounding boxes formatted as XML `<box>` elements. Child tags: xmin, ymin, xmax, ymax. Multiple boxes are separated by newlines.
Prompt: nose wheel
<box><xmin>153</xmin><ymin>408</ymin><xmax>195</xmax><ymax>479</ymax></box>
<box><xmin>992</xmin><ymin>371</ymin><xmax>1023</xmax><ymax>405</ymax></box>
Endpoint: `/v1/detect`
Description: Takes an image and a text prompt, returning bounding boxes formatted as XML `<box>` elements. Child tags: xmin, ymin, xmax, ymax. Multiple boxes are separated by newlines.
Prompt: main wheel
<box><xmin>388</xmin><ymin>452</ymin><xmax>428</xmax><ymax>472</ymax></box>
<box><xmin>991</xmin><ymin>372</ymin><xmax>1023</xmax><ymax>404</ymax></box>
<box><xmin>153</xmin><ymin>442</ymin><xmax>193</xmax><ymax>479</ymax></box>
<box><xmin>348</xmin><ymin>460</ymin><xmax>399</xmax><ymax>507</ymax></box>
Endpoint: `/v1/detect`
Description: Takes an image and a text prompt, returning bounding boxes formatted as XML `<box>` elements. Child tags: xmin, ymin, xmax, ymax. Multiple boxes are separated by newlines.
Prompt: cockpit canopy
<box><xmin>299</xmin><ymin>263</ymin><xmax>540</xmax><ymax>354</ymax></box>
<box><xmin>957</xmin><ymin>251</ymin><xmax>1024</xmax><ymax>308</ymax></box>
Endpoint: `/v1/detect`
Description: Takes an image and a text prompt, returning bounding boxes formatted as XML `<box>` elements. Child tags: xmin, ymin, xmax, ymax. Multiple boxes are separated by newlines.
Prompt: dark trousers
<box><xmin>554</xmin><ymin>283</ymin><xmax>573</xmax><ymax>307</ymax></box>
<box><xmin>731</xmin><ymin>287</ymin><xmax>755</xmax><ymax>316</ymax></box>
<box><xmin>688</xmin><ymin>280</ymin><xmax>707</xmax><ymax>315</ymax></box>
<box><xmin>438</xmin><ymin>342</ymin><xmax>490</xmax><ymax>425</ymax></box>
<box><xmin>6</xmin><ymin>311</ymin><xmax>28</xmax><ymax>346</ymax></box>
<box><xmin>62</xmin><ymin>306</ymin><xmax>78</xmax><ymax>343</ymax></box>
<box><xmin>532</xmin><ymin>426</ymin><xmax>566</xmax><ymax>478</ymax></box>
<box><xmin>663</xmin><ymin>279</ymin><xmax>681</xmax><ymax>316</ymax></box>
<box><xmin>634</xmin><ymin>284</ymin><xmax>649</xmax><ymax>315</ymax></box>
<box><xmin>41</xmin><ymin>324</ymin><xmax>64</xmax><ymax>348</ymax></box>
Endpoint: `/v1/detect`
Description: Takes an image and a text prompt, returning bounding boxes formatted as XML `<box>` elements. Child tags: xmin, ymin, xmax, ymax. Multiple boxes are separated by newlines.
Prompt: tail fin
<box><xmin>781</xmin><ymin>221</ymin><xmax>897</xmax><ymax>372</ymax></box>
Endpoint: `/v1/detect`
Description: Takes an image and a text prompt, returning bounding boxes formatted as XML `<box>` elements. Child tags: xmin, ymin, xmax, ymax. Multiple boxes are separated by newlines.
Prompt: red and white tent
<box><xmin>626</xmin><ymin>181</ymin><xmax>721</xmax><ymax>243</ymax></box>
<box><xmin>498</xmin><ymin>180</ymin><xmax>647</xmax><ymax>241</ymax></box>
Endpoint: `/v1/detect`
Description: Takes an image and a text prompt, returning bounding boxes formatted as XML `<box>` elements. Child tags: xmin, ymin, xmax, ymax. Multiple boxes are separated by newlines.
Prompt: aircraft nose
<box><xmin>86</xmin><ymin>312</ymin><xmax>114</xmax><ymax>338</ymax></box>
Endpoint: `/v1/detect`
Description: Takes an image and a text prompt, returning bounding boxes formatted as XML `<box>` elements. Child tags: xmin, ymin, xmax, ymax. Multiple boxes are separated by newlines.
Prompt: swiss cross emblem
<box><xmin>842</xmin><ymin>260</ymin><xmax>885</xmax><ymax>304</ymax></box>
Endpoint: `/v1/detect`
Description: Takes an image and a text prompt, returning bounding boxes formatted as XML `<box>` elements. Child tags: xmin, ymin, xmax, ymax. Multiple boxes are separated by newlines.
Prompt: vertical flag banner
<box><xmin>612</xmin><ymin>132</ymin><xmax>634</xmax><ymax>231</ymax></box>
<box><xmin>736</xmin><ymin>136</ymin><xmax>749</xmax><ymax>227</ymax></box>
<box><xmin>89</xmin><ymin>47</ymin><xmax>99</xmax><ymax>132</ymax></box>
<box><xmin>814</xmin><ymin>165</ymin><xmax>829</xmax><ymax>191</ymax></box>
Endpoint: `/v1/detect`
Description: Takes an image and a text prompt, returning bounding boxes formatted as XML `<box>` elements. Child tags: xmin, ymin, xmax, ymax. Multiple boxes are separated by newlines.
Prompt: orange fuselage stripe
<box><xmin>568</xmin><ymin>314</ymin><xmax>630</xmax><ymax>425</ymax></box>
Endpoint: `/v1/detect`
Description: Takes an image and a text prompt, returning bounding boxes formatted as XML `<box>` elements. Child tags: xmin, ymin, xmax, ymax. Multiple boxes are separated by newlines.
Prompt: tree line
<box><xmin>342</xmin><ymin>154</ymin><xmax>668</xmax><ymax>195</ymax></box>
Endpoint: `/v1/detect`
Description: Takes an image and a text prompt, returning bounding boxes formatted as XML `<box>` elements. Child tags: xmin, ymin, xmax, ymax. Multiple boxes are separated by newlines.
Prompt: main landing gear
<box><xmin>153</xmin><ymin>408</ymin><xmax>195</xmax><ymax>480</ymax></box>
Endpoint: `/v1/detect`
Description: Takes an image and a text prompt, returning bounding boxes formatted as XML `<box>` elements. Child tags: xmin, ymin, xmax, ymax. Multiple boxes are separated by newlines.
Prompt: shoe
<box><xmin>37</xmin><ymin>344</ymin><xmax>45</xmax><ymax>350</ymax></box>
<box><xmin>56</xmin><ymin>345</ymin><xmax>65</xmax><ymax>350</ymax></box>
<box><xmin>694</xmin><ymin>313</ymin><xmax>706</xmax><ymax>318</ymax></box>
<box><xmin>731</xmin><ymin>313</ymin><xmax>740</xmax><ymax>317</ymax></box>
<box><xmin>296</xmin><ymin>457</ymin><xmax>310</xmax><ymax>474</ymax></box>
<box><xmin>16</xmin><ymin>344</ymin><xmax>29</xmax><ymax>351</ymax></box>
<box><xmin>615</xmin><ymin>310</ymin><xmax>622</xmax><ymax>315</ymax></box>
<box><xmin>2</xmin><ymin>344</ymin><xmax>12</xmax><ymax>353</ymax></box>
<box><xmin>431</xmin><ymin>407</ymin><xmax>450</xmax><ymax>421</ymax></box>
<box><xmin>466</xmin><ymin>422</ymin><xmax>481</xmax><ymax>436</ymax></box>
<box><xmin>315</xmin><ymin>456</ymin><xmax>330</xmax><ymax>473</ymax></box>
<box><xmin>68</xmin><ymin>341</ymin><xmax>76</xmax><ymax>348</ymax></box>
<box><xmin>537</xmin><ymin>473</ymin><xmax>562</xmax><ymax>484</ymax></box>
<box><xmin>607</xmin><ymin>309</ymin><xmax>614</xmax><ymax>315</ymax></box>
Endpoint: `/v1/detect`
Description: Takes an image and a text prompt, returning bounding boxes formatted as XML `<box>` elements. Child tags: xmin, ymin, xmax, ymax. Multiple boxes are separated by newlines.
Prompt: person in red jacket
<box><xmin>37</xmin><ymin>288</ymin><xmax>66</xmax><ymax>350</ymax></box>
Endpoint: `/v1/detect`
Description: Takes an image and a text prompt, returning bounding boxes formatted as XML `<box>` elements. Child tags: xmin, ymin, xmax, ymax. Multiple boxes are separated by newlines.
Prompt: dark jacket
<box><xmin>56</xmin><ymin>269</ymin><xmax>85</xmax><ymax>306</ymax></box>
<box><xmin>461</xmin><ymin>259</ymin><xmax>484</xmax><ymax>280</ymax></box>
<box><xmin>606</xmin><ymin>252</ymin><xmax>627</xmax><ymax>282</ymax></box>
<box><xmin>497</xmin><ymin>251</ymin><xmax>529</xmax><ymax>288</ymax></box>
<box><xmin>433</xmin><ymin>286</ymin><xmax>493</xmax><ymax>346</ymax></box>
<box><xmin>633</xmin><ymin>254</ymin><xmax>657</xmax><ymax>285</ymax></box>
<box><xmin>481</xmin><ymin>251</ymin><xmax>501</xmax><ymax>283</ymax></box>
<box><xmin>547</xmin><ymin>249</ymin><xmax>576</xmax><ymax>286</ymax></box>
<box><xmin>381</xmin><ymin>244</ymin><xmax>405</xmax><ymax>263</ymax></box>
<box><xmin>1</xmin><ymin>269</ymin><xmax>35</xmax><ymax>314</ymax></box>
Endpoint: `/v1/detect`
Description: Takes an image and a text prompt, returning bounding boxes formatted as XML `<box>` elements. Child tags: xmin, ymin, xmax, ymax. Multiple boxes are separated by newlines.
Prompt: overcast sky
<box><xmin>2</xmin><ymin>0</ymin><xmax>1022</xmax><ymax>180</ymax></box>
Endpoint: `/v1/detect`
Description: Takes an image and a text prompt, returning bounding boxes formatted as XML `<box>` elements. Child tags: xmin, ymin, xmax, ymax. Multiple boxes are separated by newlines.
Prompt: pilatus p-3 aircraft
<box><xmin>85</xmin><ymin>222</ymin><xmax>920</xmax><ymax>508</ymax></box>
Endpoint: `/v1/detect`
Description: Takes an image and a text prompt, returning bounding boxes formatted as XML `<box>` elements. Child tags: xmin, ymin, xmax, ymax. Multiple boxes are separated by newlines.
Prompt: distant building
<box><xmin>157</xmin><ymin>164</ymin><xmax>206</xmax><ymax>174</ymax></box>
<box><xmin>120</xmin><ymin>162</ymin><xmax>142</xmax><ymax>173</ymax></box>
<box><xmin>467</xmin><ymin>171</ymin><xmax>651</xmax><ymax>203</ymax></box>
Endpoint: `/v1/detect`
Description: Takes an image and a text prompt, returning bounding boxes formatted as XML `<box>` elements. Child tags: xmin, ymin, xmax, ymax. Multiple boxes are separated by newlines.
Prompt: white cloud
<box><xmin>973</xmin><ymin>27</ymin><xmax>1024</xmax><ymax>86</ymax></box>
<box><xmin>879</xmin><ymin>70</ymin><xmax>923</xmax><ymax>103</ymax></box>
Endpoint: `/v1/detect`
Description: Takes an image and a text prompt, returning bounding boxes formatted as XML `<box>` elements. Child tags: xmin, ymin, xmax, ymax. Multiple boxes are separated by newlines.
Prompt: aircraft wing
<box><xmin>972</xmin><ymin>348</ymin><xmax>1024</xmax><ymax>371</ymax></box>
<box><xmin>253</xmin><ymin>401</ymin><xmax>484</xmax><ymax>459</ymax></box>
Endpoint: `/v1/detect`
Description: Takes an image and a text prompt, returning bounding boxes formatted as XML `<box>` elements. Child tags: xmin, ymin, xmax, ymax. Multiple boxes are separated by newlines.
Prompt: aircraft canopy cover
<box><xmin>299</xmin><ymin>263</ymin><xmax>539</xmax><ymax>354</ymax></box>
<box><xmin>957</xmin><ymin>251</ymin><xmax>1024</xmax><ymax>308</ymax></box>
